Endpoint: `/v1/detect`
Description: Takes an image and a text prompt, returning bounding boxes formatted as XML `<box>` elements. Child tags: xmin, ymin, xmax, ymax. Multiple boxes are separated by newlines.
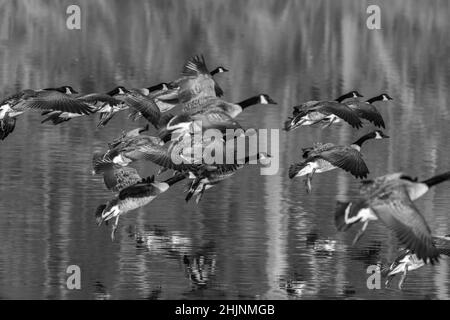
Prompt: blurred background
<box><xmin>0</xmin><ymin>0</ymin><xmax>449</xmax><ymax>299</ymax></box>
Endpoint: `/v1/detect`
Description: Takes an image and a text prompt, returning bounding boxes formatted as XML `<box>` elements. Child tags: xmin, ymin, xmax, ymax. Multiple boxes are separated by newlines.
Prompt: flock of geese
<box><xmin>1</xmin><ymin>55</ymin><xmax>449</xmax><ymax>290</ymax></box>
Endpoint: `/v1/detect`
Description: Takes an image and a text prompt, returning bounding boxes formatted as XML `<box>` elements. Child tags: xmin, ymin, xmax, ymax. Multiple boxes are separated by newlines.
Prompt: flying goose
<box><xmin>96</xmin><ymin>173</ymin><xmax>187</xmax><ymax>241</ymax></box>
<box><xmin>153</xmin><ymin>55</ymin><xmax>228</xmax><ymax>113</ymax></box>
<box><xmin>382</xmin><ymin>235</ymin><xmax>450</xmax><ymax>289</ymax></box>
<box><xmin>335</xmin><ymin>171</ymin><xmax>450</xmax><ymax>263</ymax></box>
<box><xmin>342</xmin><ymin>94</ymin><xmax>393</xmax><ymax>128</ymax></box>
<box><xmin>284</xmin><ymin>91</ymin><xmax>364</xmax><ymax>131</ymax></box>
<box><xmin>41</xmin><ymin>87</ymin><xmax>127</xmax><ymax>126</ymax></box>
<box><xmin>159</xmin><ymin>108</ymin><xmax>244</xmax><ymax>143</ymax></box>
<box><xmin>0</xmin><ymin>86</ymin><xmax>92</xmax><ymax>139</ymax></box>
<box><xmin>289</xmin><ymin>130</ymin><xmax>389</xmax><ymax>192</ymax></box>
<box><xmin>92</xmin><ymin>133</ymin><xmax>164</xmax><ymax>172</ymax></box>
<box><xmin>185</xmin><ymin>152</ymin><xmax>271</xmax><ymax>203</ymax></box>
<box><xmin>180</xmin><ymin>93</ymin><xmax>277</xmax><ymax>117</ymax></box>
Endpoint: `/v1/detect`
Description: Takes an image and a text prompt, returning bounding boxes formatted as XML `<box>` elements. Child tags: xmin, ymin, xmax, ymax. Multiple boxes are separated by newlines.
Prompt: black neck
<box><xmin>164</xmin><ymin>173</ymin><xmax>186</xmax><ymax>186</ymax></box>
<box><xmin>210</xmin><ymin>68</ymin><xmax>219</xmax><ymax>76</ymax></box>
<box><xmin>237</xmin><ymin>96</ymin><xmax>260</xmax><ymax>109</ymax></box>
<box><xmin>366</xmin><ymin>95</ymin><xmax>384</xmax><ymax>104</ymax></box>
<box><xmin>335</xmin><ymin>92</ymin><xmax>354</xmax><ymax>103</ymax></box>
<box><xmin>352</xmin><ymin>133</ymin><xmax>374</xmax><ymax>147</ymax></box>
<box><xmin>422</xmin><ymin>171</ymin><xmax>450</xmax><ymax>187</ymax></box>
<box><xmin>147</xmin><ymin>83</ymin><xmax>165</xmax><ymax>92</ymax></box>
<box><xmin>44</xmin><ymin>87</ymin><xmax>63</xmax><ymax>92</ymax></box>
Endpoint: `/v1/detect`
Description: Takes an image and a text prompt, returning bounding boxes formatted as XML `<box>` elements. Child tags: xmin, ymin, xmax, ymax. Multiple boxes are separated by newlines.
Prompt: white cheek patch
<box><xmin>65</xmin><ymin>88</ymin><xmax>72</xmax><ymax>94</ymax></box>
<box><xmin>118</xmin><ymin>88</ymin><xmax>125</xmax><ymax>95</ymax></box>
<box><xmin>260</xmin><ymin>95</ymin><xmax>268</xmax><ymax>104</ymax></box>
<box><xmin>382</xmin><ymin>95</ymin><xmax>389</xmax><ymax>101</ymax></box>
<box><xmin>375</xmin><ymin>132</ymin><xmax>382</xmax><ymax>139</ymax></box>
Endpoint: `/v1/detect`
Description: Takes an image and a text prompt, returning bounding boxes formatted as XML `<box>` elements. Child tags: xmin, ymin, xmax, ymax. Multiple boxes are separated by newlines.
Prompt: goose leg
<box><xmin>111</xmin><ymin>215</ymin><xmax>120</xmax><ymax>241</ymax></box>
<box><xmin>385</xmin><ymin>274</ymin><xmax>395</xmax><ymax>288</ymax></box>
<box><xmin>304</xmin><ymin>168</ymin><xmax>316</xmax><ymax>193</ymax></box>
<box><xmin>195</xmin><ymin>184</ymin><xmax>207</xmax><ymax>204</ymax></box>
<box><xmin>322</xmin><ymin>117</ymin><xmax>336</xmax><ymax>129</ymax></box>
<box><xmin>398</xmin><ymin>266</ymin><xmax>408</xmax><ymax>290</ymax></box>
<box><xmin>352</xmin><ymin>221</ymin><xmax>369</xmax><ymax>246</ymax></box>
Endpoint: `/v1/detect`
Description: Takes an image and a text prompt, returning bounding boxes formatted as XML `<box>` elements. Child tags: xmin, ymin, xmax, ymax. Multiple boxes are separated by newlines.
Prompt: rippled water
<box><xmin>0</xmin><ymin>0</ymin><xmax>449</xmax><ymax>299</ymax></box>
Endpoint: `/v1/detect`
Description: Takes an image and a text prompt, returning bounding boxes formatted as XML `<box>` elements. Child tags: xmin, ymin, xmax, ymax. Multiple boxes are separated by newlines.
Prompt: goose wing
<box><xmin>314</xmin><ymin>146</ymin><xmax>369</xmax><ymax>178</ymax></box>
<box><xmin>359</xmin><ymin>173</ymin><xmax>405</xmax><ymax>196</ymax></box>
<box><xmin>19</xmin><ymin>90</ymin><xmax>93</xmax><ymax>114</ymax></box>
<box><xmin>347</xmin><ymin>101</ymin><xmax>385</xmax><ymax>128</ymax></box>
<box><xmin>369</xmin><ymin>185</ymin><xmax>440</xmax><ymax>263</ymax></box>
<box><xmin>135</xmin><ymin>141</ymin><xmax>192</xmax><ymax>171</ymax></box>
<box><xmin>181</xmin><ymin>55</ymin><xmax>210</xmax><ymax>76</ymax></box>
<box><xmin>192</xmin><ymin>110</ymin><xmax>242</xmax><ymax>132</ymax></box>
<box><xmin>433</xmin><ymin>236</ymin><xmax>450</xmax><ymax>256</ymax></box>
<box><xmin>118</xmin><ymin>181</ymin><xmax>160</xmax><ymax>200</ymax></box>
<box><xmin>0</xmin><ymin>114</ymin><xmax>17</xmax><ymax>140</ymax></box>
<box><xmin>77</xmin><ymin>93</ymin><xmax>122</xmax><ymax>106</ymax></box>
<box><xmin>120</xmin><ymin>91</ymin><xmax>161</xmax><ymax>128</ymax></box>
<box><xmin>103</xmin><ymin>166</ymin><xmax>142</xmax><ymax>192</ymax></box>
<box><xmin>313</xmin><ymin>102</ymin><xmax>363</xmax><ymax>128</ymax></box>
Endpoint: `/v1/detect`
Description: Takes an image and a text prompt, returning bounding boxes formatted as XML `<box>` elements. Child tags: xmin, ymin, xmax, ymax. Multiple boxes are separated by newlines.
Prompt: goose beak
<box><xmin>381</xmin><ymin>133</ymin><xmax>390</xmax><ymax>138</ymax></box>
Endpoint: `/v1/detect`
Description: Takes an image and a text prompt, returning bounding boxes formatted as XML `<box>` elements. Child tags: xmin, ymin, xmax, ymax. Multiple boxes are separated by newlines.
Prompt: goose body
<box><xmin>93</xmin><ymin>134</ymin><xmax>164</xmax><ymax>172</ymax></box>
<box><xmin>96</xmin><ymin>174</ymin><xmax>186</xmax><ymax>240</ymax></box>
<box><xmin>335</xmin><ymin>171</ymin><xmax>450</xmax><ymax>263</ymax></box>
<box><xmin>153</xmin><ymin>56</ymin><xmax>228</xmax><ymax>113</ymax></box>
<box><xmin>181</xmin><ymin>94</ymin><xmax>277</xmax><ymax>117</ymax></box>
<box><xmin>285</xmin><ymin>91</ymin><xmax>363</xmax><ymax>131</ymax></box>
<box><xmin>289</xmin><ymin>130</ymin><xmax>389</xmax><ymax>192</ymax></box>
<box><xmin>343</xmin><ymin>94</ymin><xmax>393</xmax><ymax>128</ymax></box>
<box><xmin>185</xmin><ymin>152</ymin><xmax>271</xmax><ymax>203</ymax></box>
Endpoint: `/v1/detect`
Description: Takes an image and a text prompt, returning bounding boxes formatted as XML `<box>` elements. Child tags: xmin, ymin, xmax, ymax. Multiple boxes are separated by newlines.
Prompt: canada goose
<box><xmin>284</xmin><ymin>91</ymin><xmax>364</xmax><ymax>131</ymax></box>
<box><xmin>107</xmin><ymin>124</ymin><xmax>150</xmax><ymax>149</ymax></box>
<box><xmin>0</xmin><ymin>86</ymin><xmax>92</xmax><ymax>139</ymax></box>
<box><xmin>335</xmin><ymin>171</ymin><xmax>450</xmax><ymax>263</ymax></box>
<box><xmin>289</xmin><ymin>130</ymin><xmax>389</xmax><ymax>192</ymax></box>
<box><xmin>41</xmin><ymin>88</ymin><xmax>127</xmax><ymax>126</ymax></box>
<box><xmin>153</xmin><ymin>55</ymin><xmax>228</xmax><ymax>113</ymax></box>
<box><xmin>92</xmin><ymin>152</ymin><xmax>142</xmax><ymax>192</ymax></box>
<box><xmin>160</xmin><ymin>109</ymin><xmax>244</xmax><ymax>143</ymax></box>
<box><xmin>343</xmin><ymin>94</ymin><xmax>393</xmax><ymax>128</ymax></box>
<box><xmin>382</xmin><ymin>235</ymin><xmax>450</xmax><ymax>289</ymax></box>
<box><xmin>185</xmin><ymin>152</ymin><xmax>271</xmax><ymax>203</ymax></box>
<box><xmin>92</xmin><ymin>134</ymin><xmax>164</xmax><ymax>172</ymax></box>
<box><xmin>96</xmin><ymin>173</ymin><xmax>186</xmax><ymax>240</ymax></box>
<box><xmin>128</xmin><ymin>83</ymin><xmax>170</xmax><ymax>120</ymax></box>
<box><xmin>181</xmin><ymin>93</ymin><xmax>277</xmax><ymax>117</ymax></box>
<box><xmin>115</xmin><ymin>87</ymin><xmax>162</xmax><ymax>129</ymax></box>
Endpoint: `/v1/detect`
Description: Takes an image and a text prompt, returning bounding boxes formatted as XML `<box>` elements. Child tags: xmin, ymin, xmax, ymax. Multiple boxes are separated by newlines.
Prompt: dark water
<box><xmin>0</xmin><ymin>0</ymin><xmax>449</xmax><ymax>299</ymax></box>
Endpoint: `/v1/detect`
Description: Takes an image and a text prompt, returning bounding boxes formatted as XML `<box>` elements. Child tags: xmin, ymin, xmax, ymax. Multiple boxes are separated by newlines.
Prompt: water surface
<box><xmin>0</xmin><ymin>0</ymin><xmax>449</xmax><ymax>299</ymax></box>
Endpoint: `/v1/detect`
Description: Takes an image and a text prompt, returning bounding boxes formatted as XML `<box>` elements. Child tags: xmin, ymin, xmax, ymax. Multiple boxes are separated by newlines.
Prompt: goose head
<box><xmin>372</xmin><ymin>130</ymin><xmax>390</xmax><ymax>139</ymax></box>
<box><xmin>47</xmin><ymin>86</ymin><xmax>79</xmax><ymax>94</ymax></box>
<box><xmin>258</xmin><ymin>94</ymin><xmax>277</xmax><ymax>105</ymax></box>
<box><xmin>210</xmin><ymin>66</ymin><xmax>229</xmax><ymax>76</ymax></box>
<box><xmin>107</xmin><ymin>86</ymin><xmax>129</xmax><ymax>96</ymax></box>
<box><xmin>367</xmin><ymin>93</ymin><xmax>394</xmax><ymax>103</ymax></box>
